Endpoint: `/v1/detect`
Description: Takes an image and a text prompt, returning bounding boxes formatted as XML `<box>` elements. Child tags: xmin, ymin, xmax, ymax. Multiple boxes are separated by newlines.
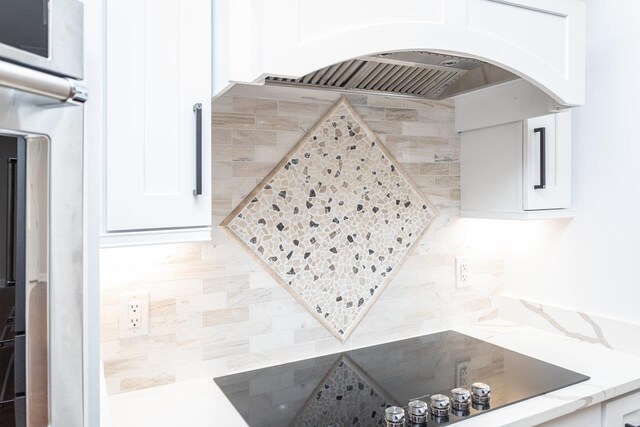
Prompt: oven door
<box><xmin>0</xmin><ymin>0</ymin><xmax>83</xmax><ymax>79</ymax></box>
<box><xmin>0</xmin><ymin>79</ymin><xmax>84</xmax><ymax>425</ymax></box>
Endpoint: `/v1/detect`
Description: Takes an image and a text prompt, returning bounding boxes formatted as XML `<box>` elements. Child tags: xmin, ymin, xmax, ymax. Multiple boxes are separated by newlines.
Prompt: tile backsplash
<box><xmin>101</xmin><ymin>84</ymin><xmax>504</xmax><ymax>395</ymax></box>
<box><xmin>222</xmin><ymin>97</ymin><xmax>437</xmax><ymax>342</ymax></box>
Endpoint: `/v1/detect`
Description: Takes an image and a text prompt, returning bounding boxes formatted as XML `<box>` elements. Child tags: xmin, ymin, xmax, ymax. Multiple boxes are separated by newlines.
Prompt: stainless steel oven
<box><xmin>0</xmin><ymin>0</ymin><xmax>83</xmax><ymax>79</ymax></box>
<box><xmin>0</xmin><ymin>1</ymin><xmax>85</xmax><ymax>426</ymax></box>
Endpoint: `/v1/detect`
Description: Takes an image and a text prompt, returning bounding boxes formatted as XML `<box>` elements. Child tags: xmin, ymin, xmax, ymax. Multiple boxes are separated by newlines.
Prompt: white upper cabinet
<box><xmin>460</xmin><ymin>111</ymin><xmax>572</xmax><ymax>219</ymax></box>
<box><xmin>212</xmin><ymin>0</ymin><xmax>585</xmax><ymax>106</ymax></box>
<box><xmin>104</xmin><ymin>0</ymin><xmax>211</xmax><ymax>244</ymax></box>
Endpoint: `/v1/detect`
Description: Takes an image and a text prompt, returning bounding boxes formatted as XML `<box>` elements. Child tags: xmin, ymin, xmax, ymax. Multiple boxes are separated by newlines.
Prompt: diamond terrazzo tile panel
<box><xmin>223</xmin><ymin>97</ymin><xmax>436</xmax><ymax>341</ymax></box>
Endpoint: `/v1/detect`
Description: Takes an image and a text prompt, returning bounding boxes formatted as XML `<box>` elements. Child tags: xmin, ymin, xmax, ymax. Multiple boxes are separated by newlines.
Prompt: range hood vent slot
<box><xmin>265</xmin><ymin>51</ymin><xmax>518</xmax><ymax>100</ymax></box>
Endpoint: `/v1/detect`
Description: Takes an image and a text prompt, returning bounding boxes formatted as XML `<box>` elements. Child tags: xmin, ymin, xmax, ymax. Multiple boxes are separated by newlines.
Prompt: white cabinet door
<box><xmin>523</xmin><ymin>112</ymin><xmax>572</xmax><ymax>211</ymax></box>
<box><xmin>603</xmin><ymin>390</ymin><xmax>640</xmax><ymax>426</ymax></box>
<box><xmin>460</xmin><ymin>111</ymin><xmax>573</xmax><ymax>220</ymax></box>
<box><xmin>105</xmin><ymin>0</ymin><xmax>211</xmax><ymax>233</ymax></box>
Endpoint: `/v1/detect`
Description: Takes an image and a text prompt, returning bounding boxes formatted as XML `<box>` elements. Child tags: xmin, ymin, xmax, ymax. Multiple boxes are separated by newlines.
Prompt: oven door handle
<box><xmin>5</xmin><ymin>158</ymin><xmax>16</xmax><ymax>287</ymax></box>
<box><xmin>0</xmin><ymin>60</ymin><xmax>87</xmax><ymax>103</ymax></box>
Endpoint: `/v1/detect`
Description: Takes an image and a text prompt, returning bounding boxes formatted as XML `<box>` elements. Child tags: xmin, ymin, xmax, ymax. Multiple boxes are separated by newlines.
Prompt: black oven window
<box><xmin>0</xmin><ymin>0</ymin><xmax>49</xmax><ymax>58</ymax></box>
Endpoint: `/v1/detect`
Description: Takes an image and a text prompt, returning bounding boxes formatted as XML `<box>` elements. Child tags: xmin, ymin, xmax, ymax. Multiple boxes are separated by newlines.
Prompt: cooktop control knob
<box><xmin>451</xmin><ymin>388</ymin><xmax>471</xmax><ymax>411</ymax></box>
<box><xmin>385</xmin><ymin>406</ymin><xmax>406</xmax><ymax>427</ymax></box>
<box><xmin>407</xmin><ymin>399</ymin><xmax>428</xmax><ymax>424</ymax></box>
<box><xmin>471</xmin><ymin>382</ymin><xmax>491</xmax><ymax>405</ymax></box>
<box><xmin>429</xmin><ymin>394</ymin><xmax>450</xmax><ymax>418</ymax></box>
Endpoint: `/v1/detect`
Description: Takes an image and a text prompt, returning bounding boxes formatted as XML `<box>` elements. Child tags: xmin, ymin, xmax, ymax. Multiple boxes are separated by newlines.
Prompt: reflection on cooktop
<box><xmin>214</xmin><ymin>331</ymin><xmax>589</xmax><ymax>426</ymax></box>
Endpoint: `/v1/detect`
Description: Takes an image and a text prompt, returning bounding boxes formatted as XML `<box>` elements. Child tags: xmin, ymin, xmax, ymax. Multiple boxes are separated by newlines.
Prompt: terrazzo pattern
<box><xmin>222</xmin><ymin>97</ymin><xmax>436</xmax><ymax>341</ymax></box>
<box><xmin>292</xmin><ymin>356</ymin><xmax>389</xmax><ymax>427</ymax></box>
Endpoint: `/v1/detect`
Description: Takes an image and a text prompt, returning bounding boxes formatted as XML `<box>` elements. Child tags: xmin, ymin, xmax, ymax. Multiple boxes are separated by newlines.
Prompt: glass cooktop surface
<box><xmin>214</xmin><ymin>330</ymin><xmax>589</xmax><ymax>426</ymax></box>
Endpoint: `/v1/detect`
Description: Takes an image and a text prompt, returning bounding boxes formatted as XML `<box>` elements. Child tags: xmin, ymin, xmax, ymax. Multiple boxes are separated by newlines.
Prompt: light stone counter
<box><xmin>107</xmin><ymin>319</ymin><xmax>640</xmax><ymax>427</ymax></box>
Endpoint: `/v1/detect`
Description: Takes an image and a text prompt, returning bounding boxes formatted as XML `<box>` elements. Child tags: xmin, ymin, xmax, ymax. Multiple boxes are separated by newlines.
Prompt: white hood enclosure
<box><xmin>213</xmin><ymin>0</ymin><xmax>585</xmax><ymax>106</ymax></box>
<box><xmin>213</xmin><ymin>0</ymin><xmax>585</xmax><ymax>221</ymax></box>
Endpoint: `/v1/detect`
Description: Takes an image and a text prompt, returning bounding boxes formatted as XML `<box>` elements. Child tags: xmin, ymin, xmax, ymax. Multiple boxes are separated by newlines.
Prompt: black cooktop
<box><xmin>214</xmin><ymin>331</ymin><xmax>589</xmax><ymax>426</ymax></box>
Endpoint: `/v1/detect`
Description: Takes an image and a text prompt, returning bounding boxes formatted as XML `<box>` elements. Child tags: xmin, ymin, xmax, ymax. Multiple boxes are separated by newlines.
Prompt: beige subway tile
<box><xmin>352</xmin><ymin>105</ymin><xmax>386</xmax><ymax>121</ymax></box>
<box><xmin>421</xmin><ymin>136</ymin><xmax>451</xmax><ymax>148</ymax></box>
<box><xmin>300</xmin><ymin>90</ymin><xmax>341</xmax><ymax>104</ymax></box>
<box><xmin>249</xmin><ymin>300</ymin><xmax>302</xmax><ymax>322</ymax></box>
<box><xmin>232</xmin><ymin>129</ymin><xmax>277</xmax><ymax>146</ymax></box>
<box><xmin>212</xmin><ymin>178</ymin><xmax>257</xmax><ymax>196</ymax></box>
<box><xmin>150</xmin><ymin>298</ymin><xmax>176</xmax><ymax>318</ymax></box>
<box><xmin>103</xmin><ymin>354</ymin><xmax>148</xmax><ymax>377</ymax></box>
<box><xmin>278</xmin><ymin>101</ymin><xmax>320</xmax><ymax>117</ymax></box>
<box><xmin>412</xmin><ymin>176</ymin><xmax>436</xmax><ymax>188</ymax></box>
<box><xmin>227</xmin><ymin>84</ymin><xmax>301</xmax><ymax>101</ymax></box>
<box><xmin>212</xmin><ymin>145</ymin><xmax>254</xmax><ymax>162</ymax></box>
<box><xmin>399</xmin><ymin>162</ymin><xmax>422</xmax><ymax>175</ymax></box>
<box><xmin>249</xmin><ymin>331</ymin><xmax>293</xmax><ymax>353</ymax></box>
<box><xmin>417</xmin><ymin>108</ymin><xmax>455</xmax><ymax>123</ymax></box>
<box><xmin>449</xmin><ymin>163</ymin><xmax>460</xmax><ymax>176</ymax></box>
<box><xmin>203</xmin><ymin>306</ymin><xmax>249</xmax><ymax>327</ymax></box>
<box><xmin>176</xmin><ymin>292</ymin><xmax>226</xmax><ymax>315</ymax></box>
<box><xmin>177</xmin><ymin>325</ymin><xmax>226</xmax><ymax>350</ymax></box>
<box><xmin>212</xmin><ymin>112</ymin><xmax>255</xmax><ymax>129</ymax></box>
<box><xmin>203</xmin><ymin>338</ymin><xmax>249</xmax><ymax>360</ymax></box>
<box><xmin>344</xmin><ymin>94</ymin><xmax>368</xmax><ymax>106</ymax></box>
<box><xmin>212</xmin><ymin>194</ymin><xmax>232</xmax><ymax>212</ymax></box>
<box><xmin>255</xmin><ymin>146</ymin><xmax>291</xmax><ymax>163</ymax></box>
<box><xmin>212</xmin><ymin>128</ymin><xmax>232</xmax><ymax>145</ymax></box>
<box><xmin>450</xmin><ymin>189</ymin><xmax>460</xmax><ymax>201</ymax></box>
<box><xmin>256</xmin><ymin>115</ymin><xmax>300</xmax><ymax>131</ymax></box>
<box><xmin>148</xmin><ymin>311</ymin><xmax>201</xmax><ymax>338</ymax></box>
<box><xmin>385</xmin><ymin>108</ymin><xmax>418</xmax><ymax>122</ymax></box>
<box><xmin>211</xmin><ymin>96</ymin><xmax>233</xmax><ymax>113</ymax></box>
<box><xmin>118</xmin><ymin>333</ymin><xmax>177</xmax><ymax>358</ymax></box>
<box><xmin>203</xmin><ymin>274</ymin><xmax>250</xmax><ymax>293</ymax></box>
<box><xmin>212</xmin><ymin>162</ymin><xmax>232</xmax><ymax>178</ymax></box>
<box><xmin>367</xmin><ymin>95</ymin><xmax>404</xmax><ymax>108</ymax></box>
<box><xmin>434</xmin><ymin>98</ymin><xmax>455</xmax><ymax>109</ymax></box>
<box><xmin>434</xmin><ymin>176</ymin><xmax>460</xmax><ymax>188</ymax></box>
<box><xmin>293</xmin><ymin>326</ymin><xmax>331</xmax><ymax>344</ymax></box>
<box><xmin>366</xmin><ymin>121</ymin><xmax>402</xmax><ymax>135</ymax></box>
<box><xmin>420</xmin><ymin>163</ymin><xmax>449</xmax><ymax>175</ymax></box>
<box><xmin>434</xmin><ymin>152</ymin><xmax>460</xmax><ymax>163</ymax></box>
<box><xmin>401</xmin><ymin>122</ymin><xmax>439</xmax><ymax>137</ymax></box>
<box><xmin>232</xmin><ymin>162</ymin><xmax>275</xmax><ymax>178</ymax></box>
<box><xmin>277</xmin><ymin>131</ymin><xmax>304</xmax><ymax>147</ymax></box>
<box><xmin>224</xmin><ymin>320</ymin><xmax>272</xmax><ymax>340</ymax></box>
<box><xmin>233</xmin><ymin>97</ymin><xmax>278</xmax><ymax>114</ymax></box>
<box><xmin>402</xmin><ymin>98</ymin><xmax>436</xmax><ymax>109</ymax></box>
<box><xmin>227</xmin><ymin>288</ymin><xmax>272</xmax><ymax>307</ymax></box>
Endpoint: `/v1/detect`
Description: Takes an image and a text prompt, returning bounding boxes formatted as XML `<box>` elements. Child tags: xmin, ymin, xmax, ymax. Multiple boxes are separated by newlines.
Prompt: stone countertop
<box><xmin>107</xmin><ymin>320</ymin><xmax>640</xmax><ymax>426</ymax></box>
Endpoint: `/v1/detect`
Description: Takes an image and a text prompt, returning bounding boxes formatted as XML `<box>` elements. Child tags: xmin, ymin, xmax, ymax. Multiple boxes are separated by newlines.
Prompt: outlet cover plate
<box><xmin>119</xmin><ymin>291</ymin><xmax>150</xmax><ymax>338</ymax></box>
<box><xmin>455</xmin><ymin>256</ymin><xmax>470</xmax><ymax>289</ymax></box>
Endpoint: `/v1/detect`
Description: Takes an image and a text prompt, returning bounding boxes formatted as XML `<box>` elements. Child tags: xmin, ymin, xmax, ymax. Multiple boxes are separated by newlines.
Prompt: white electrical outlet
<box><xmin>455</xmin><ymin>256</ymin><xmax>470</xmax><ymax>288</ymax></box>
<box><xmin>119</xmin><ymin>291</ymin><xmax>149</xmax><ymax>338</ymax></box>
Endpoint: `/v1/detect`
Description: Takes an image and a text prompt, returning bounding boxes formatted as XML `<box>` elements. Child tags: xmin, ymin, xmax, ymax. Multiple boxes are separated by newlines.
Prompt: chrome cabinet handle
<box><xmin>533</xmin><ymin>127</ymin><xmax>546</xmax><ymax>190</ymax></box>
<box><xmin>193</xmin><ymin>103</ymin><xmax>203</xmax><ymax>196</ymax></box>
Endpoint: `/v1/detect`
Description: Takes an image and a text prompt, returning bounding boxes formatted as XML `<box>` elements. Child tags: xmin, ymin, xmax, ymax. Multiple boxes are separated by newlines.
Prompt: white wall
<box><xmin>503</xmin><ymin>0</ymin><xmax>640</xmax><ymax>324</ymax></box>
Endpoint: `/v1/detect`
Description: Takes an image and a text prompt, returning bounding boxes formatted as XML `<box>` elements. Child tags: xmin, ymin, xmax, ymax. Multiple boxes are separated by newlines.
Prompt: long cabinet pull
<box><xmin>533</xmin><ymin>127</ymin><xmax>546</xmax><ymax>190</ymax></box>
<box><xmin>5</xmin><ymin>158</ymin><xmax>17</xmax><ymax>286</ymax></box>
<box><xmin>193</xmin><ymin>103</ymin><xmax>203</xmax><ymax>196</ymax></box>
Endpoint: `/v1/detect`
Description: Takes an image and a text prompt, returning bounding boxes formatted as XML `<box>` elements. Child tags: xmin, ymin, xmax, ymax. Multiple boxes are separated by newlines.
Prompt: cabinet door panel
<box><xmin>106</xmin><ymin>0</ymin><xmax>211</xmax><ymax>232</ymax></box>
<box><xmin>603</xmin><ymin>390</ymin><xmax>640</xmax><ymax>426</ymax></box>
<box><xmin>523</xmin><ymin>111</ymin><xmax>571</xmax><ymax>210</ymax></box>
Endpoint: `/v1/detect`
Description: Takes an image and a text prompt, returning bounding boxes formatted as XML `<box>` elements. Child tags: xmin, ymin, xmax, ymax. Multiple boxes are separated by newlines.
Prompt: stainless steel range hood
<box><xmin>265</xmin><ymin>51</ymin><xmax>518</xmax><ymax>100</ymax></box>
